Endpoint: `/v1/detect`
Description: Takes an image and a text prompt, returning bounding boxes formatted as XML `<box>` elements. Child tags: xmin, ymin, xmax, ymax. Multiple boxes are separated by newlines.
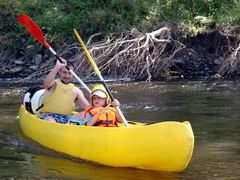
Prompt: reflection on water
<box><xmin>33</xmin><ymin>155</ymin><xmax>177</xmax><ymax>179</ymax></box>
<box><xmin>0</xmin><ymin>81</ymin><xmax>240</xmax><ymax>179</ymax></box>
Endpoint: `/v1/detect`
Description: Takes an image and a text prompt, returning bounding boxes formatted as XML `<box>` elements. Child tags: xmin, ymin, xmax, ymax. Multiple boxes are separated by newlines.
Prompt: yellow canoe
<box><xmin>19</xmin><ymin>105</ymin><xmax>194</xmax><ymax>172</ymax></box>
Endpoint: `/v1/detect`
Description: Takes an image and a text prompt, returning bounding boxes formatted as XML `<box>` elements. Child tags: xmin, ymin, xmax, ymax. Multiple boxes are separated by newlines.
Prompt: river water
<box><xmin>0</xmin><ymin>81</ymin><xmax>239</xmax><ymax>179</ymax></box>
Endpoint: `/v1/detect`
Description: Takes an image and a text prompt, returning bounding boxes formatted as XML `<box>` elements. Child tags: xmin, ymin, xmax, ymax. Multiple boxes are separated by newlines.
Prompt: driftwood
<box><xmin>62</xmin><ymin>27</ymin><xmax>186</xmax><ymax>81</ymax></box>
<box><xmin>217</xmin><ymin>25</ymin><xmax>240</xmax><ymax>77</ymax></box>
<box><xmin>218</xmin><ymin>43</ymin><xmax>240</xmax><ymax>77</ymax></box>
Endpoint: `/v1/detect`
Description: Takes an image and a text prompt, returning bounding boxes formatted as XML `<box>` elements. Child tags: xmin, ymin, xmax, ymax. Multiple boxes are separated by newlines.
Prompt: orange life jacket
<box><xmin>84</xmin><ymin>106</ymin><xmax>118</xmax><ymax>127</ymax></box>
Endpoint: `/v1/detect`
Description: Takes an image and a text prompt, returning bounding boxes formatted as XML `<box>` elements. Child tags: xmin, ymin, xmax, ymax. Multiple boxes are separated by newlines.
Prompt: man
<box><xmin>40</xmin><ymin>59</ymin><xmax>90</xmax><ymax>123</ymax></box>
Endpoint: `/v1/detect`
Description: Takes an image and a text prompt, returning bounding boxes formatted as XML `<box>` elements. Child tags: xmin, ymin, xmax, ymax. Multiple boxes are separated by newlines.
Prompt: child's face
<box><xmin>92</xmin><ymin>95</ymin><xmax>107</xmax><ymax>107</ymax></box>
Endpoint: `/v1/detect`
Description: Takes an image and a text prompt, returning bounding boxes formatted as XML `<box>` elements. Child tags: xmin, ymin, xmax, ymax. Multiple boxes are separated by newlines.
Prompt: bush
<box><xmin>1</xmin><ymin>0</ymin><xmax>240</xmax><ymax>53</ymax></box>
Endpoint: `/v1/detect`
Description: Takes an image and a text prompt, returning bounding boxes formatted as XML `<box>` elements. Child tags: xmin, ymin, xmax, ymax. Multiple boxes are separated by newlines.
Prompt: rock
<box><xmin>29</xmin><ymin>65</ymin><xmax>38</xmax><ymax>70</ymax></box>
<box><xmin>205</xmin><ymin>66</ymin><xmax>210</xmax><ymax>71</ymax></box>
<box><xmin>173</xmin><ymin>58</ymin><xmax>184</xmax><ymax>67</ymax></box>
<box><xmin>19</xmin><ymin>68</ymin><xmax>33</xmax><ymax>77</ymax></box>
<box><xmin>214</xmin><ymin>58</ymin><xmax>221</xmax><ymax>65</ymax></box>
<box><xmin>27</xmin><ymin>45</ymin><xmax>34</xmax><ymax>49</ymax></box>
<box><xmin>210</xmin><ymin>73</ymin><xmax>221</xmax><ymax>79</ymax></box>
<box><xmin>173</xmin><ymin>58</ymin><xmax>183</xmax><ymax>63</ymax></box>
<box><xmin>16</xmin><ymin>47</ymin><xmax>26</xmax><ymax>58</ymax></box>
<box><xmin>3</xmin><ymin>67</ymin><xmax>23</xmax><ymax>74</ymax></box>
<box><xmin>15</xmin><ymin>59</ymin><xmax>25</xmax><ymax>65</ymax></box>
<box><xmin>34</xmin><ymin>54</ymin><xmax>43</xmax><ymax>65</ymax></box>
<box><xmin>43</xmin><ymin>54</ymin><xmax>49</xmax><ymax>59</ymax></box>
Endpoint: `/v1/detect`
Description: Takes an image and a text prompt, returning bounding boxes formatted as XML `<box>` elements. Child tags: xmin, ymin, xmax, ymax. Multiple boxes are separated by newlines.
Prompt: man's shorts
<box><xmin>40</xmin><ymin>113</ymin><xmax>72</xmax><ymax>124</ymax></box>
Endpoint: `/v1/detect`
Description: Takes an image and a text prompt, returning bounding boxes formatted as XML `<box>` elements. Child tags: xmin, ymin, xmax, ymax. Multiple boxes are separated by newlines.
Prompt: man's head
<box><xmin>59</xmin><ymin>64</ymin><xmax>74</xmax><ymax>84</ymax></box>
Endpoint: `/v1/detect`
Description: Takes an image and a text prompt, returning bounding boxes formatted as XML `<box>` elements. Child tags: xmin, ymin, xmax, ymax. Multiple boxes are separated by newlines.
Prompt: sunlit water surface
<box><xmin>0</xmin><ymin>81</ymin><xmax>239</xmax><ymax>179</ymax></box>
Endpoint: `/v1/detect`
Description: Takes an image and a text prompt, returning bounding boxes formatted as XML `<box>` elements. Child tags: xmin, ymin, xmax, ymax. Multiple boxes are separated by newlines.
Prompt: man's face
<box><xmin>59</xmin><ymin>67</ymin><xmax>73</xmax><ymax>83</ymax></box>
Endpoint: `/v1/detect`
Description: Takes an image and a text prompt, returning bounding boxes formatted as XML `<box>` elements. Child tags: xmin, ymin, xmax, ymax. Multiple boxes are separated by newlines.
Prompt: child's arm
<box><xmin>86</xmin><ymin>105</ymin><xmax>110</xmax><ymax>126</ymax></box>
<box><xmin>112</xmin><ymin>99</ymin><xmax>123</xmax><ymax>123</ymax></box>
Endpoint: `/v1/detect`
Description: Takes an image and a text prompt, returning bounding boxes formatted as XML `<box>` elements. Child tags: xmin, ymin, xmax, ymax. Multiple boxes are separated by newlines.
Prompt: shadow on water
<box><xmin>0</xmin><ymin>81</ymin><xmax>240</xmax><ymax>179</ymax></box>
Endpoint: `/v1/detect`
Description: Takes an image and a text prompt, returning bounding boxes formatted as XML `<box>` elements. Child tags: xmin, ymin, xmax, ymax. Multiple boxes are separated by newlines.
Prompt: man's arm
<box><xmin>43</xmin><ymin>60</ymin><xmax>67</xmax><ymax>89</ymax></box>
<box><xmin>43</xmin><ymin>67</ymin><xmax>58</xmax><ymax>89</ymax></box>
<box><xmin>75</xmin><ymin>87</ymin><xmax>90</xmax><ymax>110</ymax></box>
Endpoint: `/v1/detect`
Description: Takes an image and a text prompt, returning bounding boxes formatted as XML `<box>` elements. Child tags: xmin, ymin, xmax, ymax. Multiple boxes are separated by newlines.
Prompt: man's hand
<box><xmin>55</xmin><ymin>58</ymin><xmax>67</xmax><ymax>71</ymax></box>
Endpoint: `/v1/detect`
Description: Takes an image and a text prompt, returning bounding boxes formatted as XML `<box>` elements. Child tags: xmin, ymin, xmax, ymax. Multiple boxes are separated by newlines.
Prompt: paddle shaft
<box><xmin>73</xmin><ymin>29</ymin><xmax>129</xmax><ymax>127</ymax></box>
<box><xmin>18</xmin><ymin>14</ymin><xmax>91</xmax><ymax>93</ymax></box>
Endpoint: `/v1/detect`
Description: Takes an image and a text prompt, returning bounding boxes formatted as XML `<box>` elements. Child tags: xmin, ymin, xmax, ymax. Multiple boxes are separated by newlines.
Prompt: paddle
<box><xmin>17</xmin><ymin>14</ymin><xmax>91</xmax><ymax>93</ymax></box>
<box><xmin>73</xmin><ymin>29</ymin><xmax>129</xmax><ymax>127</ymax></box>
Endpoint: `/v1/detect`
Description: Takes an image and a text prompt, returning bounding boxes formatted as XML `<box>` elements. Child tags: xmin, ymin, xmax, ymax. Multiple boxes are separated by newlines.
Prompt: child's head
<box><xmin>90</xmin><ymin>85</ymin><xmax>109</xmax><ymax>107</ymax></box>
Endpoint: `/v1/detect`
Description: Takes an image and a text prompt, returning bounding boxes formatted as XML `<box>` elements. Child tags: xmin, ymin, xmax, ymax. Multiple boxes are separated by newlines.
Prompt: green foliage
<box><xmin>1</xmin><ymin>0</ymin><xmax>240</xmax><ymax>45</ymax></box>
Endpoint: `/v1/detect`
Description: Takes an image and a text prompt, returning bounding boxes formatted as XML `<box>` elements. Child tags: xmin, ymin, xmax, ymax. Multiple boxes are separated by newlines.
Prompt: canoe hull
<box><xmin>19</xmin><ymin>105</ymin><xmax>194</xmax><ymax>172</ymax></box>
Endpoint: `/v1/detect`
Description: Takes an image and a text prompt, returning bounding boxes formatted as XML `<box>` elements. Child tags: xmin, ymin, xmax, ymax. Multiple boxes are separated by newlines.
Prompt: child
<box><xmin>69</xmin><ymin>84</ymin><xmax>123</xmax><ymax>127</ymax></box>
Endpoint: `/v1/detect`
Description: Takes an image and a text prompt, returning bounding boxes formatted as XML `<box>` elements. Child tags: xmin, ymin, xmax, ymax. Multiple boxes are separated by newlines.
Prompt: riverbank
<box><xmin>1</xmin><ymin>28</ymin><xmax>240</xmax><ymax>83</ymax></box>
<box><xmin>2</xmin><ymin>1</ymin><xmax>240</xmax><ymax>83</ymax></box>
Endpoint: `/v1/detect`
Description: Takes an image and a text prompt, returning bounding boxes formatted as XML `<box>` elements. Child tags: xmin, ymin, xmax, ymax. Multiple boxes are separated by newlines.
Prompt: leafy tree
<box><xmin>1</xmin><ymin>0</ymin><xmax>240</xmax><ymax>49</ymax></box>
